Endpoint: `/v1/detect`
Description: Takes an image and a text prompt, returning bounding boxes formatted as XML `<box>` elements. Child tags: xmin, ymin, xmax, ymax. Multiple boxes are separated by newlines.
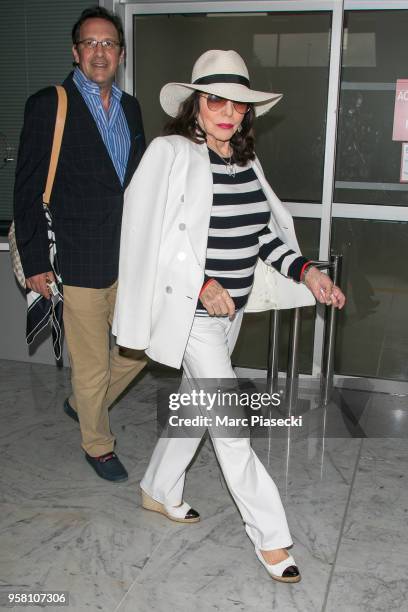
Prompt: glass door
<box><xmin>123</xmin><ymin>0</ymin><xmax>408</xmax><ymax>390</ymax></box>
<box><xmin>332</xmin><ymin>2</ymin><xmax>408</xmax><ymax>389</ymax></box>
<box><xmin>125</xmin><ymin>0</ymin><xmax>337</xmax><ymax>377</ymax></box>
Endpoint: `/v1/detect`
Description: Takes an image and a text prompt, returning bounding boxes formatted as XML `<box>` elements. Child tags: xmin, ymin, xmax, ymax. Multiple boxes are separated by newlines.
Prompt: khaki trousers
<box><xmin>63</xmin><ymin>281</ymin><xmax>147</xmax><ymax>456</ymax></box>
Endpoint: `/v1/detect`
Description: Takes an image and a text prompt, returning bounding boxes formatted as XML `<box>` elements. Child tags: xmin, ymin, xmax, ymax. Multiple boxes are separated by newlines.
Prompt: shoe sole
<box><xmin>270</xmin><ymin>574</ymin><xmax>301</xmax><ymax>584</ymax></box>
<box><xmin>87</xmin><ymin>470</ymin><xmax>128</xmax><ymax>483</ymax></box>
<box><xmin>141</xmin><ymin>489</ymin><xmax>200</xmax><ymax>523</ymax></box>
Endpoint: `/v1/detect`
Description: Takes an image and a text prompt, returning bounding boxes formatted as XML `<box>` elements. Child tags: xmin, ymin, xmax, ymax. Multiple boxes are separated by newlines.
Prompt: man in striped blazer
<box><xmin>14</xmin><ymin>6</ymin><xmax>147</xmax><ymax>481</ymax></box>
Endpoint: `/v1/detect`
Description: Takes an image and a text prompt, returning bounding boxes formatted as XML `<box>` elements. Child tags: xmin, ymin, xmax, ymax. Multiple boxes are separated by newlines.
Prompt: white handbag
<box><xmin>245</xmin><ymin>258</ymin><xmax>316</xmax><ymax>313</ymax></box>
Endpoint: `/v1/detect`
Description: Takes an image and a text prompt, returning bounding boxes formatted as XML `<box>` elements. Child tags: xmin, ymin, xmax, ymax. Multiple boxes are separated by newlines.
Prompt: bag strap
<box><xmin>43</xmin><ymin>85</ymin><xmax>67</xmax><ymax>206</ymax></box>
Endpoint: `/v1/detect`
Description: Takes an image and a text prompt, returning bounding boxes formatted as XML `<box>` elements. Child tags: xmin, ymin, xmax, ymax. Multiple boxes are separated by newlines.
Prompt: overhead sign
<box><xmin>392</xmin><ymin>79</ymin><xmax>408</xmax><ymax>141</ymax></box>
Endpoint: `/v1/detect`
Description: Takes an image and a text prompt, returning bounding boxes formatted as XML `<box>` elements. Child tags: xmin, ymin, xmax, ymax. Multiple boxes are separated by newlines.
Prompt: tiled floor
<box><xmin>1</xmin><ymin>359</ymin><xmax>407</xmax><ymax>612</ymax></box>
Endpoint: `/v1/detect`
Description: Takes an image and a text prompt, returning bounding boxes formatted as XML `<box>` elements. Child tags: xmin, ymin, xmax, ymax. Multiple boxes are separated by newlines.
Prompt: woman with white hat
<box><xmin>113</xmin><ymin>50</ymin><xmax>345</xmax><ymax>583</ymax></box>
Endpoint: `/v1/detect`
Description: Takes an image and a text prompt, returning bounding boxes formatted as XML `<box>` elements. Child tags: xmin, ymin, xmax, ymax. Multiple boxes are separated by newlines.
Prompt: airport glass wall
<box><xmin>333</xmin><ymin>9</ymin><xmax>408</xmax><ymax>381</ymax></box>
<box><xmin>132</xmin><ymin>4</ymin><xmax>408</xmax><ymax>383</ymax></box>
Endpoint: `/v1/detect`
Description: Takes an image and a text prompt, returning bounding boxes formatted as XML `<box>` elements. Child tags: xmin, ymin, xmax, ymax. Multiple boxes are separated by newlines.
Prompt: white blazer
<box><xmin>113</xmin><ymin>135</ymin><xmax>314</xmax><ymax>368</ymax></box>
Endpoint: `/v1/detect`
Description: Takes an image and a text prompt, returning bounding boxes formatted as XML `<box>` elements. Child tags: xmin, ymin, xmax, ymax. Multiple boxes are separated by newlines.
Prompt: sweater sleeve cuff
<box><xmin>288</xmin><ymin>257</ymin><xmax>312</xmax><ymax>283</ymax></box>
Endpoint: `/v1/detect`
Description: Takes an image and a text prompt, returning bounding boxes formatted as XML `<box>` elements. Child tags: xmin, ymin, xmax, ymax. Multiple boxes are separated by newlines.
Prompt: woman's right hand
<box><xmin>200</xmin><ymin>279</ymin><xmax>235</xmax><ymax>318</ymax></box>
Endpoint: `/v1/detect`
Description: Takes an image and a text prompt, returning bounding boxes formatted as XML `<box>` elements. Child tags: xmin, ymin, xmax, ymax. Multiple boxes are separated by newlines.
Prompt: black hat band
<box><xmin>193</xmin><ymin>74</ymin><xmax>250</xmax><ymax>87</ymax></box>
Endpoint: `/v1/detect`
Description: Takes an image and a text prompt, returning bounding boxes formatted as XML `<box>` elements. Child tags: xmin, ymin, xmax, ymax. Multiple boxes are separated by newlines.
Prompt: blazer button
<box><xmin>178</xmin><ymin>223</ymin><xmax>186</xmax><ymax>231</ymax></box>
<box><xmin>177</xmin><ymin>252</ymin><xmax>186</xmax><ymax>261</ymax></box>
<box><xmin>165</xmin><ymin>286</ymin><xmax>172</xmax><ymax>294</ymax></box>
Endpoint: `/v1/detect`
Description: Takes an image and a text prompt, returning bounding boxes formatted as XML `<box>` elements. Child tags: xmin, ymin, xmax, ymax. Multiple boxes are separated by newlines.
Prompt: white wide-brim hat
<box><xmin>160</xmin><ymin>49</ymin><xmax>283</xmax><ymax>118</ymax></box>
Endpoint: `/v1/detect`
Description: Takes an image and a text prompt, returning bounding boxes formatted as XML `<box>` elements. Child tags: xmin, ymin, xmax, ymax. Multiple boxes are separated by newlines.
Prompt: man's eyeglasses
<box><xmin>200</xmin><ymin>94</ymin><xmax>250</xmax><ymax>115</ymax></box>
<box><xmin>77</xmin><ymin>39</ymin><xmax>121</xmax><ymax>51</ymax></box>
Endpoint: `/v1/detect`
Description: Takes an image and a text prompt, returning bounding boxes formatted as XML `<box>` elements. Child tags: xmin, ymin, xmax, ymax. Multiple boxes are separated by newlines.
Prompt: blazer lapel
<box><xmin>121</xmin><ymin>94</ymin><xmax>144</xmax><ymax>188</ymax></box>
<box><xmin>184</xmin><ymin>142</ymin><xmax>214</xmax><ymax>268</ymax></box>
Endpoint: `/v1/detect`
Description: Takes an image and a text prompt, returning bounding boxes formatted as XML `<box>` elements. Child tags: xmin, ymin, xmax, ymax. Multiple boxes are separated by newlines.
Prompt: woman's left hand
<box><xmin>303</xmin><ymin>266</ymin><xmax>346</xmax><ymax>309</ymax></box>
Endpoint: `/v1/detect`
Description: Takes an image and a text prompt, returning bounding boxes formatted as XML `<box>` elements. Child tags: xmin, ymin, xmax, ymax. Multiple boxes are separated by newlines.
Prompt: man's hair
<box><xmin>72</xmin><ymin>5</ymin><xmax>125</xmax><ymax>49</ymax></box>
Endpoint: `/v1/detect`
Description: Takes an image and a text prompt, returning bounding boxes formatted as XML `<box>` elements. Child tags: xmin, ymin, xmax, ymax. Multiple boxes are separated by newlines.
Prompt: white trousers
<box><xmin>140</xmin><ymin>311</ymin><xmax>292</xmax><ymax>550</ymax></box>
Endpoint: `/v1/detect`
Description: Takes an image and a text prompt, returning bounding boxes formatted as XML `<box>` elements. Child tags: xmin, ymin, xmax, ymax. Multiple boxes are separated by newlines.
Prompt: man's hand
<box><xmin>303</xmin><ymin>266</ymin><xmax>346</xmax><ymax>309</ymax></box>
<box><xmin>200</xmin><ymin>279</ymin><xmax>235</xmax><ymax>318</ymax></box>
<box><xmin>25</xmin><ymin>271</ymin><xmax>55</xmax><ymax>299</ymax></box>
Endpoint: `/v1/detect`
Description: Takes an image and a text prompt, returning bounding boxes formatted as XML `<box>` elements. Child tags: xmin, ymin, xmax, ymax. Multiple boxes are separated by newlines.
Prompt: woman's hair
<box><xmin>163</xmin><ymin>92</ymin><xmax>255</xmax><ymax>165</ymax></box>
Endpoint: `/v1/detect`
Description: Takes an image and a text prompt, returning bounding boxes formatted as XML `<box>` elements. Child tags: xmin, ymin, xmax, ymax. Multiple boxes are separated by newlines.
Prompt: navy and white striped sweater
<box><xmin>196</xmin><ymin>149</ymin><xmax>308</xmax><ymax>314</ymax></box>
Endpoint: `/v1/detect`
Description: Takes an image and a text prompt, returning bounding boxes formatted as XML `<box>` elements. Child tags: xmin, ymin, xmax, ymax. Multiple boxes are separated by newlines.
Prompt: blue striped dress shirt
<box><xmin>73</xmin><ymin>67</ymin><xmax>130</xmax><ymax>185</ymax></box>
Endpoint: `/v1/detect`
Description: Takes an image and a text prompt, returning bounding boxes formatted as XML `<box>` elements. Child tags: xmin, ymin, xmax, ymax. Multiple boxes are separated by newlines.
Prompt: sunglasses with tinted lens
<box><xmin>201</xmin><ymin>94</ymin><xmax>250</xmax><ymax>115</ymax></box>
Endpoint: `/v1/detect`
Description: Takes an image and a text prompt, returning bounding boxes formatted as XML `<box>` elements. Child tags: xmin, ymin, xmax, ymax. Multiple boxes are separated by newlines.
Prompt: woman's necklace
<box><xmin>211</xmin><ymin>144</ymin><xmax>236</xmax><ymax>178</ymax></box>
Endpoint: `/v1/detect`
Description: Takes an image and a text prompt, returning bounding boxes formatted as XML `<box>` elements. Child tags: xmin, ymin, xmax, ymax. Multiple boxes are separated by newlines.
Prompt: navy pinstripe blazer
<box><xmin>14</xmin><ymin>72</ymin><xmax>145</xmax><ymax>288</ymax></box>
